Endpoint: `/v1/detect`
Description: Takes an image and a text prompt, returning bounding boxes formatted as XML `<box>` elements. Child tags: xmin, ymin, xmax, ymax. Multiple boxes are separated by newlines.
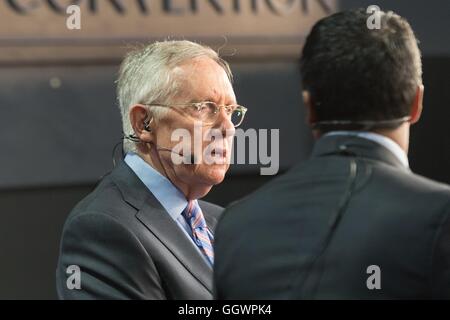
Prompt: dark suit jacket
<box><xmin>214</xmin><ymin>135</ymin><xmax>450</xmax><ymax>299</ymax></box>
<box><xmin>56</xmin><ymin>161</ymin><xmax>222</xmax><ymax>299</ymax></box>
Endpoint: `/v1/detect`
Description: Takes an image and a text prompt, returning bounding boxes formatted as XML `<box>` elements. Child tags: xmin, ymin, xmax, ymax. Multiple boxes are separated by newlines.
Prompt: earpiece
<box><xmin>125</xmin><ymin>116</ymin><xmax>152</xmax><ymax>143</ymax></box>
<box><xmin>143</xmin><ymin>118</ymin><xmax>152</xmax><ymax>132</ymax></box>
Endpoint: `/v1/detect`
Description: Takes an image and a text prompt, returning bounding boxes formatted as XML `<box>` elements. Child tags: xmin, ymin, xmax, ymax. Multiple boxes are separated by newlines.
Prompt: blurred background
<box><xmin>0</xmin><ymin>0</ymin><xmax>449</xmax><ymax>299</ymax></box>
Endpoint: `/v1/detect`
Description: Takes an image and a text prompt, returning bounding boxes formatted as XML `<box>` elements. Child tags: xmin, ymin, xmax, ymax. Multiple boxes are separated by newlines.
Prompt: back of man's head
<box><xmin>300</xmin><ymin>9</ymin><xmax>422</xmax><ymax>131</ymax></box>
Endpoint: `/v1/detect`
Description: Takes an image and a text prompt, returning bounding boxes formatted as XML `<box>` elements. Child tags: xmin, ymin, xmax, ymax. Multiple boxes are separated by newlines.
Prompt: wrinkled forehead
<box><xmin>170</xmin><ymin>56</ymin><xmax>236</xmax><ymax>103</ymax></box>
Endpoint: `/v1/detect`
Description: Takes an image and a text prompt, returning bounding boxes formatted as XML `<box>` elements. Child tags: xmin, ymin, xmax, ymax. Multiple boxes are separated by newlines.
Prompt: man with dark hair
<box><xmin>214</xmin><ymin>9</ymin><xmax>450</xmax><ymax>299</ymax></box>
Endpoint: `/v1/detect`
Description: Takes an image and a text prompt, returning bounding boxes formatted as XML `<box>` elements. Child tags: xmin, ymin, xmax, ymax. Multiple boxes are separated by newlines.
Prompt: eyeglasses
<box><xmin>143</xmin><ymin>101</ymin><xmax>248</xmax><ymax>128</ymax></box>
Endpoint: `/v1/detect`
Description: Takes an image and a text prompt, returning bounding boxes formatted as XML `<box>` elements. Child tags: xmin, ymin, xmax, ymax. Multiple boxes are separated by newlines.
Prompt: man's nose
<box><xmin>214</xmin><ymin>107</ymin><xmax>235</xmax><ymax>137</ymax></box>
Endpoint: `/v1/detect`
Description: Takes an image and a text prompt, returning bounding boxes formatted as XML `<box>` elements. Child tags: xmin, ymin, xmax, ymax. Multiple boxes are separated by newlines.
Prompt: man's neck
<box><xmin>373</xmin><ymin>123</ymin><xmax>410</xmax><ymax>154</ymax></box>
<box><xmin>136</xmin><ymin>149</ymin><xmax>210</xmax><ymax>201</ymax></box>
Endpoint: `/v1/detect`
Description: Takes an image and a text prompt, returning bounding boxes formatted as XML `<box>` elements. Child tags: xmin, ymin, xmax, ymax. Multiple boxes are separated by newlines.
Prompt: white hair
<box><xmin>116</xmin><ymin>40</ymin><xmax>233</xmax><ymax>153</ymax></box>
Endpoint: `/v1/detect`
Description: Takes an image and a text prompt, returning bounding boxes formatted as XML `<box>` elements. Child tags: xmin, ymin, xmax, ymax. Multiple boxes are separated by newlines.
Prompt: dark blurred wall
<box><xmin>1</xmin><ymin>1</ymin><xmax>449</xmax><ymax>299</ymax></box>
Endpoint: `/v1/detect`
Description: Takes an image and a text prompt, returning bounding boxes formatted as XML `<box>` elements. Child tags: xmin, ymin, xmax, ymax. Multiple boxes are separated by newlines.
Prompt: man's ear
<box><xmin>129</xmin><ymin>104</ymin><xmax>154</xmax><ymax>143</ymax></box>
<box><xmin>410</xmin><ymin>85</ymin><xmax>424</xmax><ymax>124</ymax></box>
<box><xmin>303</xmin><ymin>90</ymin><xmax>317</xmax><ymax>125</ymax></box>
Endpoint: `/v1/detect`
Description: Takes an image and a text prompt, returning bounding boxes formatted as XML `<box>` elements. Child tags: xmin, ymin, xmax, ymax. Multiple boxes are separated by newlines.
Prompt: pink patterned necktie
<box><xmin>182</xmin><ymin>200</ymin><xmax>214</xmax><ymax>265</ymax></box>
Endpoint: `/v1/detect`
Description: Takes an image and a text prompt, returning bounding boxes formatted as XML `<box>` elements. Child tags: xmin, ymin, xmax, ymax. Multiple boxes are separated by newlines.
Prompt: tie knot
<box><xmin>183</xmin><ymin>200</ymin><xmax>195</xmax><ymax>218</ymax></box>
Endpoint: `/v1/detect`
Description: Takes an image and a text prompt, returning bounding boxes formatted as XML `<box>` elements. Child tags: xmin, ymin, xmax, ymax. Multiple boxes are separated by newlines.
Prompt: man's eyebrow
<box><xmin>188</xmin><ymin>98</ymin><xmax>216</xmax><ymax>103</ymax></box>
<box><xmin>188</xmin><ymin>96</ymin><xmax>237</xmax><ymax>104</ymax></box>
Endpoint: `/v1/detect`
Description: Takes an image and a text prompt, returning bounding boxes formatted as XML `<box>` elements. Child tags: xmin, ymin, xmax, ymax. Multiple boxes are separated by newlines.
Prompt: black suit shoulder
<box><xmin>215</xmin><ymin>153</ymin><xmax>450</xmax><ymax>299</ymax></box>
<box><xmin>225</xmin><ymin>156</ymin><xmax>450</xmax><ymax>220</ymax></box>
<box><xmin>368</xmin><ymin>161</ymin><xmax>450</xmax><ymax>223</ymax></box>
<box><xmin>65</xmin><ymin>174</ymin><xmax>132</xmax><ymax>224</ymax></box>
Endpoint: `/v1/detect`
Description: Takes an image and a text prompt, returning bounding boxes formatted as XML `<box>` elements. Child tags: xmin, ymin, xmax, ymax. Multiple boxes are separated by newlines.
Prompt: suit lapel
<box><xmin>112</xmin><ymin>161</ymin><xmax>213</xmax><ymax>293</ymax></box>
<box><xmin>136</xmin><ymin>196</ymin><xmax>213</xmax><ymax>292</ymax></box>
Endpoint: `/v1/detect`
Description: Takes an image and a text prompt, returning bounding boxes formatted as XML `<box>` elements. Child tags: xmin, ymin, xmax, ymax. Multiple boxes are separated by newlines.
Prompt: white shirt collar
<box><xmin>124</xmin><ymin>152</ymin><xmax>189</xmax><ymax>220</ymax></box>
<box><xmin>324</xmin><ymin>131</ymin><xmax>409</xmax><ymax>168</ymax></box>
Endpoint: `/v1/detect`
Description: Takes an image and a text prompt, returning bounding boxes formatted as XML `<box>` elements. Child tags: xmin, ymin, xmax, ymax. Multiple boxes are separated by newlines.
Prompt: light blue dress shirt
<box><xmin>325</xmin><ymin>131</ymin><xmax>410</xmax><ymax>169</ymax></box>
<box><xmin>124</xmin><ymin>152</ymin><xmax>209</xmax><ymax>262</ymax></box>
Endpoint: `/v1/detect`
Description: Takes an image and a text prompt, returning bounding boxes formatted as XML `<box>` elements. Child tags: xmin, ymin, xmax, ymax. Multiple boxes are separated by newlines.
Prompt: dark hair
<box><xmin>300</xmin><ymin>9</ymin><xmax>422</xmax><ymax>130</ymax></box>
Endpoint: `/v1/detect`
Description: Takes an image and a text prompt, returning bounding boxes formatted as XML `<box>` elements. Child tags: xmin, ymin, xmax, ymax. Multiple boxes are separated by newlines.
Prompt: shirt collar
<box><xmin>324</xmin><ymin>131</ymin><xmax>409</xmax><ymax>169</ymax></box>
<box><xmin>124</xmin><ymin>152</ymin><xmax>188</xmax><ymax>220</ymax></box>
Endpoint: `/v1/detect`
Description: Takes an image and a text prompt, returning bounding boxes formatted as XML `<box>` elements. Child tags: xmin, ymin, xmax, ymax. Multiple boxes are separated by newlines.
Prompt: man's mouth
<box><xmin>205</xmin><ymin>146</ymin><xmax>229</xmax><ymax>165</ymax></box>
<box><xmin>210</xmin><ymin>148</ymin><xmax>226</xmax><ymax>158</ymax></box>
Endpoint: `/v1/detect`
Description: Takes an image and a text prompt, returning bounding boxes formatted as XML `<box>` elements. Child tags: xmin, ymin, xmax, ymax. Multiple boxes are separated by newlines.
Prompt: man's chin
<box><xmin>177</xmin><ymin>165</ymin><xmax>227</xmax><ymax>189</ymax></box>
<box><xmin>203</xmin><ymin>173</ymin><xmax>226</xmax><ymax>186</ymax></box>
<box><xmin>197</xmin><ymin>166</ymin><xmax>227</xmax><ymax>186</ymax></box>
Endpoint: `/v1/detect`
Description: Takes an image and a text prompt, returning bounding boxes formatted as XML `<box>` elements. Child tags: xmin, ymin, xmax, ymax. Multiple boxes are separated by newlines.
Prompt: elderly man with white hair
<box><xmin>56</xmin><ymin>40</ymin><xmax>247</xmax><ymax>299</ymax></box>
